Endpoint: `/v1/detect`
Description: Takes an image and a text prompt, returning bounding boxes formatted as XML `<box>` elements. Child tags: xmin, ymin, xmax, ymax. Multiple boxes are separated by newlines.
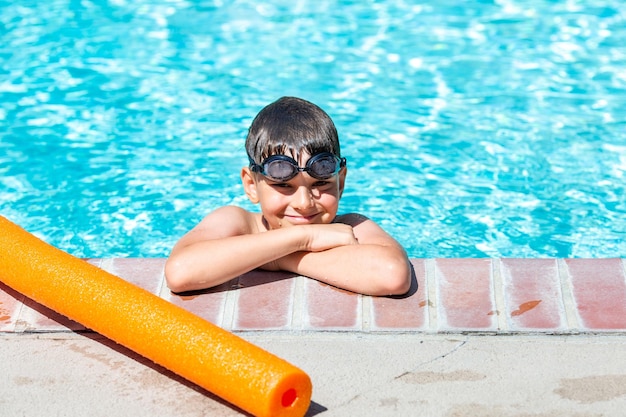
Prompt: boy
<box><xmin>165</xmin><ymin>97</ymin><xmax>411</xmax><ymax>296</ymax></box>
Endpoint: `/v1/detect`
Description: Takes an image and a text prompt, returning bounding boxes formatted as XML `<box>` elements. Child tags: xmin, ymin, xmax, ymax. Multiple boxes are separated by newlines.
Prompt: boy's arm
<box><xmin>276</xmin><ymin>214</ymin><xmax>412</xmax><ymax>296</ymax></box>
<box><xmin>164</xmin><ymin>206</ymin><xmax>358</xmax><ymax>293</ymax></box>
<box><xmin>165</xmin><ymin>206</ymin><xmax>289</xmax><ymax>292</ymax></box>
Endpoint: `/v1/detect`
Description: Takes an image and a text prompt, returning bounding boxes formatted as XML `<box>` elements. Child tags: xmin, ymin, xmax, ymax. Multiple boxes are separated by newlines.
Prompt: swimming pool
<box><xmin>1</xmin><ymin>0</ymin><xmax>625</xmax><ymax>258</ymax></box>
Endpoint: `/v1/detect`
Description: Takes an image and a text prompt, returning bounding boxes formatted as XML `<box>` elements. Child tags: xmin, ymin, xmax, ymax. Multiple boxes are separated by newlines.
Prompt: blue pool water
<box><xmin>1</xmin><ymin>1</ymin><xmax>625</xmax><ymax>258</ymax></box>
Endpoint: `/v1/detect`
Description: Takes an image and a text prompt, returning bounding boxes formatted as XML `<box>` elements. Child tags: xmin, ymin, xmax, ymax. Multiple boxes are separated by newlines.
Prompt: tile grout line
<box><xmin>156</xmin><ymin>262</ymin><xmax>168</xmax><ymax>299</ymax></box>
<box><xmin>557</xmin><ymin>259</ymin><xmax>580</xmax><ymax>332</ymax></box>
<box><xmin>361</xmin><ymin>294</ymin><xmax>371</xmax><ymax>332</ymax></box>
<box><xmin>290</xmin><ymin>275</ymin><xmax>306</xmax><ymax>331</ymax></box>
<box><xmin>99</xmin><ymin>258</ymin><xmax>114</xmax><ymax>274</ymax></box>
<box><xmin>220</xmin><ymin>283</ymin><xmax>239</xmax><ymax>331</ymax></box>
<box><xmin>88</xmin><ymin>258</ymin><xmax>103</xmax><ymax>268</ymax></box>
<box><xmin>12</xmin><ymin>297</ymin><xmax>27</xmax><ymax>333</ymax></box>
<box><xmin>491</xmin><ymin>259</ymin><xmax>508</xmax><ymax>332</ymax></box>
<box><xmin>13</xmin><ymin>303</ymin><xmax>31</xmax><ymax>333</ymax></box>
<box><xmin>425</xmin><ymin>259</ymin><xmax>438</xmax><ymax>332</ymax></box>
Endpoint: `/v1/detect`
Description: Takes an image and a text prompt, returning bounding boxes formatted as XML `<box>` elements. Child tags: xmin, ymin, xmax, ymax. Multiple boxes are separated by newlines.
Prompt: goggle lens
<box><xmin>250</xmin><ymin>152</ymin><xmax>346</xmax><ymax>181</ymax></box>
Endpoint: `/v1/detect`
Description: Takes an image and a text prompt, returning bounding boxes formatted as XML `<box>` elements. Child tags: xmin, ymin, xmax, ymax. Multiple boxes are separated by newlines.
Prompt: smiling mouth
<box><xmin>284</xmin><ymin>214</ymin><xmax>319</xmax><ymax>224</ymax></box>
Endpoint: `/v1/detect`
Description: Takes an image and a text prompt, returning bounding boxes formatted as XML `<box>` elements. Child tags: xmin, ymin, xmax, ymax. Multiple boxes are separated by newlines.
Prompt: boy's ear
<box><xmin>241</xmin><ymin>167</ymin><xmax>260</xmax><ymax>204</ymax></box>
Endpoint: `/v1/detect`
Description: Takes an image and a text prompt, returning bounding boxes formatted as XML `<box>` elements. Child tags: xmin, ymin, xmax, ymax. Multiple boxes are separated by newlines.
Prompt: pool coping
<box><xmin>1</xmin><ymin>258</ymin><xmax>626</xmax><ymax>335</ymax></box>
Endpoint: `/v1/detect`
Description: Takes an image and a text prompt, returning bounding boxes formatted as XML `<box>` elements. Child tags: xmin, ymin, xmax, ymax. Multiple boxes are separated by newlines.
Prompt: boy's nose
<box><xmin>293</xmin><ymin>185</ymin><xmax>315</xmax><ymax>209</ymax></box>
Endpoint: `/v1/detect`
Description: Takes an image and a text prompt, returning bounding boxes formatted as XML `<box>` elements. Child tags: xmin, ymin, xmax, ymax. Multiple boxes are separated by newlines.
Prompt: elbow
<box><xmin>165</xmin><ymin>255</ymin><xmax>220</xmax><ymax>293</ymax></box>
<box><xmin>373</xmin><ymin>257</ymin><xmax>412</xmax><ymax>297</ymax></box>
<box><xmin>384</xmin><ymin>270</ymin><xmax>412</xmax><ymax>296</ymax></box>
<box><xmin>164</xmin><ymin>257</ymin><xmax>191</xmax><ymax>294</ymax></box>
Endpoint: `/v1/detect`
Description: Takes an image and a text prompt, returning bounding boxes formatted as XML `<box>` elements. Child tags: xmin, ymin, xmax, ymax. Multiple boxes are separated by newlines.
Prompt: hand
<box><xmin>303</xmin><ymin>223</ymin><xmax>359</xmax><ymax>252</ymax></box>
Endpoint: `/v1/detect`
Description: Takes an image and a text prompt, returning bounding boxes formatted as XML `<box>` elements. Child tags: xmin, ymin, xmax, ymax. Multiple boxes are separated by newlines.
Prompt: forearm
<box><xmin>165</xmin><ymin>228</ymin><xmax>307</xmax><ymax>292</ymax></box>
<box><xmin>278</xmin><ymin>244</ymin><xmax>411</xmax><ymax>296</ymax></box>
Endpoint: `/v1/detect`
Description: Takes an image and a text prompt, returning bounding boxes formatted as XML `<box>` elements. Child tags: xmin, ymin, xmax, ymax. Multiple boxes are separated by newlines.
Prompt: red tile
<box><xmin>234</xmin><ymin>270</ymin><xmax>295</xmax><ymax>330</ymax></box>
<box><xmin>500</xmin><ymin>259</ymin><xmax>565</xmax><ymax>331</ymax></box>
<box><xmin>163</xmin><ymin>281</ymin><xmax>233</xmax><ymax>327</ymax></box>
<box><xmin>0</xmin><ymin>282</ymin><xmax>24</xmax><ymax>332</ymax></box>
<box><xmin>371</xmin><ymin>259</ymin><xmax>427</xmax><ymax>330</ymax></box>
<box><xmin>565</xmin><ymin>259</ymin><xmax>626</xmax><ymax>330</ymax></box>
<box><xmin>304</xmin><ymin>279</ymin><xmax>360</xmax><ymax>329</ymax></box>
<box><xmin>103</xmin><ymin>258</ymin><xmax>165</xmax><ymax>294</ymax></box>
<box><xmin>435</xmin><ymin>259</ymin><xmax>496</xmax><ymax>331</ymax></box>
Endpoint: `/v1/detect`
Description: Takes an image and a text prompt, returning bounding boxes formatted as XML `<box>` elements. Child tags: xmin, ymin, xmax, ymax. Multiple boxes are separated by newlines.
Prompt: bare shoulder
<box><xmin>175</xmin><ymin>206</ymin><xmax>257</xmax><ymax>249</ymax></box>
<box><xmin>333</xmin><ymin>213</ymin><xmax>370</xmax><ymax>227</ymax></box>
<box><xmin>196</xmin><ymin>205</ymin><xmax>257</xmax><ymax>236</ymax></box>
<box><xmin>334</xmin><ymin>213</ymin><xmax>400</xmax><ymax>247</ymax></box>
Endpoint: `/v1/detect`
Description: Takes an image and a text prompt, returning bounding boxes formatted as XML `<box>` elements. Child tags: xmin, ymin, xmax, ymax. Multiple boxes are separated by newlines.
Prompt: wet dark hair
<box><xmin>245</xmin><ymin>96</ymin><xmax>341</xmax><ymax>164</ymax></box>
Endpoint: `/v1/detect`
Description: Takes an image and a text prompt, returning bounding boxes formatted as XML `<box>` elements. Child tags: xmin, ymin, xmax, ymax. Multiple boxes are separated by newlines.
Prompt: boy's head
<box><xmin>245</xmin><ymin>96</ymin><xmax>341</xmax><ymax>164</ymax></box>
<box><xmin>241</xmin><ymin>97</ymin><xmax>347</xmax><ymax>229</ymax></box>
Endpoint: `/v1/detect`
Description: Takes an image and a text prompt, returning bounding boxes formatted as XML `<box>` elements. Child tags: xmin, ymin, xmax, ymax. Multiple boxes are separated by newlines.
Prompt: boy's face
<box><xmin>242</xmin><ymin>152</ymin><xmax>346</xmax><ymax>229</ymax></box>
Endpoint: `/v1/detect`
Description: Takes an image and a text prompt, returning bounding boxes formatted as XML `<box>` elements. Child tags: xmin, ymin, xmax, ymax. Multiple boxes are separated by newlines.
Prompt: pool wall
<box><xmin>2</xmin><ymin>258</ymin><xmax>625</xmax><ymax>334</ymax></box>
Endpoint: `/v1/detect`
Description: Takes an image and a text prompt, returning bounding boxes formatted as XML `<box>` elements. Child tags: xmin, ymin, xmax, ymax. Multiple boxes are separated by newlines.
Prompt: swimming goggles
<box><xmin>249</xmin><ymin>152</ymin><xmax>347</xmax><ymax>182</ymax></box>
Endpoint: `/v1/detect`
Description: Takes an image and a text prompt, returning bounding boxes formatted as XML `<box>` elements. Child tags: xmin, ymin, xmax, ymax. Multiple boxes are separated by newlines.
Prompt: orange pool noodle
<box><xmin>0</xmin><ymin>216</ymin><xmax>311</xmax><ymax>417</ymax></box>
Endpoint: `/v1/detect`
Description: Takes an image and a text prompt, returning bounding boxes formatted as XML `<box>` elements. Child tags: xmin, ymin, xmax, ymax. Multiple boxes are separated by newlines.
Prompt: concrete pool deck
<box><xmin>1</xmin><ymin>258</ymin><xmax>626</xmax><ymax>416</ymax></box>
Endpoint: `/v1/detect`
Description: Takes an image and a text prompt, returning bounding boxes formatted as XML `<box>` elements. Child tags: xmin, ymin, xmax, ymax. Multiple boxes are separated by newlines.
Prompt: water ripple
<box><xmin>1</xmin><ymin>0</ymin><xmax>625</xmax><ymax>257</ymax></box>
